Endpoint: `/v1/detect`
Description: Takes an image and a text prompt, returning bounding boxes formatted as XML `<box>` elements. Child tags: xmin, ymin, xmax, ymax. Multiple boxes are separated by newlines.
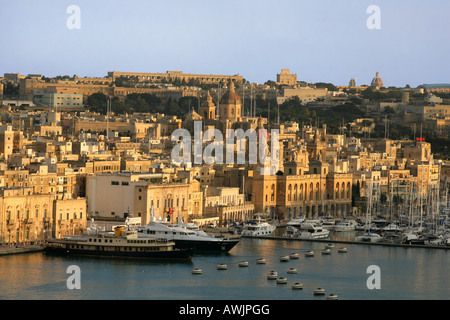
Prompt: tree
<box><xmin>87</xmin><ymin>92</ymin><xmax>109</xmax><ymax>113</ymax></box>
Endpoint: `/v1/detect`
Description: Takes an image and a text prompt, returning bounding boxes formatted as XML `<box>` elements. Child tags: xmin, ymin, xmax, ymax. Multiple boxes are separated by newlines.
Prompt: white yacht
<box><xmin>297</xmin><ymin>224</ymin><xmax>330</xmax><ymax>239</ymax></box>
<box><xmin>286</xmin><ymin>218</ymin><xmax>305</xmax><ymax>229</ymax></box>
<box><xmin>134</xmin><ymin>221</ymin><xmax>240</xmax><ymax>253</ymax></box>
<box><xmin>401</xmin><ymin>232</ymin><xmax>425</xmax><ymax>245</ymax></box>
<box><xmin>321</xmin><ymin>219</ymin><xmax>336</xmax><ymax>229</ymax></box>
<box><xmin>283</xmin><ymin>218</ymin><xmax>305</xmax><ymax>237</ymax></box>
<box><xmin>355</xmin><ymin>232</ymin><xmax>383</xmax><ymax>243</ymax></box>
<box><xmin>334</xmin><ymin>220</ymin><xmax>357</xmax><ymax>232</ymax></box>
<box><xmin>383</xmin><ymin>223</ymin><xmax>402</xmax><ymax>232</ymax></box>
<box><xmin>241</xmin><ymin>219</ymin><xmax>276</xmax><ymax>237</ymax></box>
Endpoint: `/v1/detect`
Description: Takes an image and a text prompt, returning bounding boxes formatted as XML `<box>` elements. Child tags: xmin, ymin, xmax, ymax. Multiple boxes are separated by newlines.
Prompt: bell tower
<box><xmin>199</xmin><ymin>91</ymin><xmax>216</xmax><ymax>120</ymax></box>
<box><xmin>219</xmin><ymin>80</ymin><xmax>241</xmax><ymax>123</ymax></box>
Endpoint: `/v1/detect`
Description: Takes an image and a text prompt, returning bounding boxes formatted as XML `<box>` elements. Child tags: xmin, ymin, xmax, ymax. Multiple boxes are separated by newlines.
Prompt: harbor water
<box><xmin>0</xmin><ymin>235</ymin><xmax>449</xmax><ymax>301</ymax></box>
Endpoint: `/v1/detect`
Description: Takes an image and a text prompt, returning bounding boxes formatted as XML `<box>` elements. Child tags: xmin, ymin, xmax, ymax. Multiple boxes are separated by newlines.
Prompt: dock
<box><xmin>241</xmin><ymin>235</ymin><xmax>450</xmax><ymax>250</ymax></box>
<box><xmin>0</xmin><ymin>245</ymin><xmax>45</xmax><ymax>256</ymax></box>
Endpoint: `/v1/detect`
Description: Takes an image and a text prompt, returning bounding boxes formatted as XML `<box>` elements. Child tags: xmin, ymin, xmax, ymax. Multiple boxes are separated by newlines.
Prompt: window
<box><xmin>111</xmin><ymin>181</ymin><xmax>119</xmax><ymax>185</ymax></box>
<box><xmin>122</xmin><ymin>182</ymin><xmax>129</xmax><ymax>186</ymax></box>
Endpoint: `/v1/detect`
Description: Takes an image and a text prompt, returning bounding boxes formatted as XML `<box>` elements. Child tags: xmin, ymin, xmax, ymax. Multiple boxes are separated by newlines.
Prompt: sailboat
<box><xmin>401</xmin><ymin>164</ymin><xmax>426</xmax><ymax>245</ymax></box>
<box><xmin>356</xmin><ymin>178</ymin><xmax>383</xmax><ymax>243</ymax></box>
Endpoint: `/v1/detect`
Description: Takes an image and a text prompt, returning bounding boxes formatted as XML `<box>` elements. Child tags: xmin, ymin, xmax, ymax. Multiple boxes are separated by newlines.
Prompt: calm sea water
<box><xmin>0</xmin><ymin>236</ymin><xmax>449</xmax><ymax>301</ymax></box>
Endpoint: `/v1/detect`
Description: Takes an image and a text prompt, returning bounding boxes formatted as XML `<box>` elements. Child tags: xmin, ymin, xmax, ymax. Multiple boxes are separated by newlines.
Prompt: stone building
<box><xmin>277</xmin><ymin>69</ymin><xmax>297</xmax><ymax>86</ymax></box>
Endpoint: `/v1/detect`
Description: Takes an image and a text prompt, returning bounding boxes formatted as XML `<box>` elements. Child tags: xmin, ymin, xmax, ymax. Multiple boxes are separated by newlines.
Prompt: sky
<box><xmin>0</xmin><ymin>0</ymin><xmax>449</xmax><ymax>87</ymax></box>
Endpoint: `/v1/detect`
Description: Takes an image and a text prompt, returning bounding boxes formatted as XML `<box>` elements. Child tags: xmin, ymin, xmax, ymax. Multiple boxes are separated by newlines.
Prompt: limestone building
<box><xmin>277</xmin><ymin>69</ymin><xmax>297</xmax><ymax>86</ymax></box>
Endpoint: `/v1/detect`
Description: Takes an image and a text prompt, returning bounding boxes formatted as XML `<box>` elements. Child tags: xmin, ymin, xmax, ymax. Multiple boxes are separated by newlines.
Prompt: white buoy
<box><xmin>314</xmin><ymin>288</ymin><xmax>326</xmax><ymax>295</ymax></box>
<box><xmin>287</xmin><ymin>267</ymin><xmax>298</xmax><ymax>274</ymax></box>
<box><xmin>256</xmin><ymin>258</ymin><xmax>266</xmax><ymax>264</ymax></box>
<box><xmin>217</xmin><ymin>264</ymin><xmax>227</xmax><ymax>270</ymax></box>
<box><xmin>326</xmin><ymin>294</ymin><xmax>338</xmax><ymax>300</ymax></box>
<box><xmin>292</xmin><ymin>282</ymin><xmax>303</xmax><ymax>290</ymax></box>
<box><xmin>276</xmin><ymin>277</ymin><xmax>287</xmax><ymax>284</ymax></box>
<box><xmin>192</xmin><ymin>268</ymin><xmax>203</xmax><ymax>275</ymax></box>
<box><xmin>305</xmin><ymin>251</ymin><xmax>314</xmax><ymax>257</ymax></box>
<box><xmin>338</xmin><ymin>247</ymin><xmax>347</xmax><ymax>253</ymax></box>
<box><xmin>289</xmin><ymin>252</ymin><xmax>299</xmax><ymax>259</ymax></box>
<box><xmin>280</xmin><ymin>255</ymin><xmax>290</xmax><ymax>262</ymax></box>
<box><xmin>267</xmin><ymin>271</ymin><xmax>278</xmax><ymax>280</ymax></box>
<box><xmin>239</xmin><ymin>261</ymin><xmax>249</xmax><ymax>267</ymax></box>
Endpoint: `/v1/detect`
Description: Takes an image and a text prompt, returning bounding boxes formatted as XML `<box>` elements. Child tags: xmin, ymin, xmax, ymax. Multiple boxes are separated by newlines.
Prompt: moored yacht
<box><xmin>135</xmin><ymin>221</ymin><xmax>240</xmax><ymax>253</ymax></box>
<box><xmin>334</xmin><ymin>220</ymin><xmax>357</xmax><ymax>232</ymax></box>
<box><xmin>297</xmin><ymin>224</ymin><xmax>330</xmax><ymax>239</ymax></box>
<box><xmin>241</xmin><ymin>216</ymin><xmax>276</xmax><ymax>237</ymax></box>
<box><xmin>401</xmin><ymin>232</ymin><xmax>426</xmax><ymax>245</ymax></box>
<box><xmin>44</xmin><ymin>227</ymin><xmax>192</xmax><ymax>261</ymax></box>
<box><xmin>383</xmin><ymin>223</ymin><xmax>403</xmax><ymax>232</ymax></box>
<box><xmin>355</xmin><ymin>232</ymin><xmax>383</xmax><ymax>243</ymax></box>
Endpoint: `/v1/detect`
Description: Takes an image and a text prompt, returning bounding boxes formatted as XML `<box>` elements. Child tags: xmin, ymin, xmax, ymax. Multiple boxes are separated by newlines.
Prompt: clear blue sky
<box><xmin>1</xmin><ymin>0</ymin><xmax>449</xmax><ymax>87</ymax></box>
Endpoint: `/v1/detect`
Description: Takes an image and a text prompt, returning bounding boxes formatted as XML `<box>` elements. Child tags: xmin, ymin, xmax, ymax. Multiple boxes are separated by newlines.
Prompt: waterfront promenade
<box><xmin>241</xmin><ymin>234</ymin><xmax>450</xmax><ymax>250</ymax></box>
<box><xmin>0</xmin><ymin>244</ymin><xmax>44</xmax><ymax>256</ymax></box>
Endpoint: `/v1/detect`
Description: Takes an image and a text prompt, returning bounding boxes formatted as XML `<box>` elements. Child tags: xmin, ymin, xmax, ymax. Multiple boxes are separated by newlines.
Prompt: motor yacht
<box><xmin>135</xmin><ymin>221</ymin><xmax>240</xmax><ymax>253</ymax></box>
<box><xmin>334</xmin><ymin>220</ymin><xmax>357</xmax><ymax>232</ymax></box>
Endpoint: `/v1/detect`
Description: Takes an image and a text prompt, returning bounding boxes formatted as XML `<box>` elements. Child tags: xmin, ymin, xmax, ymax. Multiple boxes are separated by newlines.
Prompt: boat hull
<box><xmin>172</xmin><ymin>238</ymin><xmax>240</xmax><ymax>253</ymax></box>
<box><xmin>44</xmin><ymin>245</ymin><xmax>192</xmax><ymax>261</ymax></box>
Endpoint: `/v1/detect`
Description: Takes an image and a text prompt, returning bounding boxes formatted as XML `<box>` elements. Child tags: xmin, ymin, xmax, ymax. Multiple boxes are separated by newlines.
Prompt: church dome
<box><xmin>220</xmin><ymin>80</ymin><xmax>241</xmax><ymax>105</ymax></box>
<box><xmin>371</xmin><ymin>72</ymin><xmax>383</xmax><ymax>88</ymax></box>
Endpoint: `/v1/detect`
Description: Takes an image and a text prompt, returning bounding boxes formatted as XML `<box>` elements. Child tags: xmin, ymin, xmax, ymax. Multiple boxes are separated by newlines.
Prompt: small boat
<box><xmin>256</xmin><ymin>258</ymin><xmax>266</xmax><ymax>264</ymax></box>
<box><xmin>292</xmin><ymin>282</ymin><xmax>303</xmax><ymax>290</ymax></box>
<box><xmin>322</xmin><ymin>219</ymin><xmax>336</xmax><ymax>229</ymax></box>
<box><xmin>297</xmin><ymin>224</ymin><xmax>330</xmax><ymax>239</ymax></box>
<box><xmin>192</xmin><ymin>268</ymin><xmax>203</xmax><ymax>274</ymax></box>
<box><xmin>280</xmin><ymin>255</ymin><xmax>290</xmax><ymax>262</ymax></box>
<box><xmin>267</xmin><ymin>271</ymin><xmax>278</xmax><ymax>280</ymax></box>
<box><xmin>314</xmin><ymin>288</ymin><xmax>326</xmax><ymax>295</ymax></box>
<box><xmin>338</xmin><ymin>247</ymin><xmax>347</xmax><ymax>253</ymax></box>
<box><xmin>241</xmin><ymin>215</ymin><xmax>276</xmax><ymax>237</ymax></box>
<box><xmin>276</xmin><ymin>277</ymin><xmax>287</xmax><ymax>284</ymax></box>
<box><xmin>44</xmin><ymin>227</ymin><xmax>192</xmax><ymax>261</ymax></box>
<box><xmin>326</xmin><ymin>294</ymin><xmax>338</xmax><ymax>300</ymax></box>
<box><xmin>289</xmin><ymin>252</ymin><xmax>299</xmax><ymax>259</ymax></box>
<box><xmin>238</xmin><ymin>261</ymin><xmax>249</xmax><ymax>267</ymax></box>
<box><xmin>334</xmin><ymin>220</ymin><xmax>357</xmax><ymax>232</ymax></box>
<box><xmin>383</xmin><ymin>223</ymin><xmax>402</xmax><ymax>232</ymax></box>
<box><xmin>322</xmin><ymin>249</ymin><xmax>331</xmax><ymax>255</ymax></box>
<box><xmin>217</xmin><ymin>264</ymin><xmax>227</xmax><ymax>270</ymax></box>
<box><xmin>401</xmin><ymin>233</ymin><xmax>425</xmax><ymax>245</ymax></box>
<box><xmin>305</xmin><ymin>251</ymin><xmax>314</xmax><ymax>257</ymax></box>
<box><xmin>325</xmin><ymin>243</ymin><xmax>334</xmax><ymax>249</ymax></box>
<box><xmin>355</xmin><ymin>232</ymin><xmax>383</xmax><ymax>243</ymax></box>
<box><xmin>287</xmin><ymin>268</ymin><xmax>298</xmax><ymax>274</ymax></box>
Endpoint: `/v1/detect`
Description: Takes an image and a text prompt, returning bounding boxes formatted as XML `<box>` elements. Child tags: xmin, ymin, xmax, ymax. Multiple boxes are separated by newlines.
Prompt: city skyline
<box><xmin>1</xmin><ymin>0</ymin><xmax>449</xmax><ymax>87</ymax></box>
